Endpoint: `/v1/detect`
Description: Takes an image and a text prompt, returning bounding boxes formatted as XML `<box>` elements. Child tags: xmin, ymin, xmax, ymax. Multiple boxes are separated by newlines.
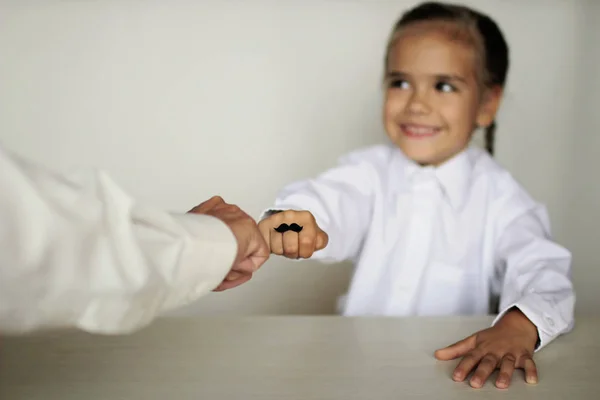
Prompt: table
<box><xmin>1</xmin><ymin>316</ymin><xmax>598</xmax><ymax>399</ymax></box>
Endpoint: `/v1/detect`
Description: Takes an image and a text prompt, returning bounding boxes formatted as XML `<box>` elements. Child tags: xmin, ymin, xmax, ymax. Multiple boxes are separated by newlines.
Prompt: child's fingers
<box><xmin>496</xmin><ymin>354</ymin><xmax>516</xmax><ymax>389</ymax></box>
<box><xmin>434</xmin><ymin>334</ymin><xmax>476</xmax><ymax>361</ymax></box>
<box><xmin>282</xmin><ymin>231</ymin><xmax>299</xmax><ymax>258</ymax></box>
<box><xmin>263</xmin><ymin>210</ymin><xmax>325</xmax><ymax>258</ymax></box>
<box><xmin>452</xmin><ymin>350</ymin><xmax>482</xmax><ymax>382</ymax></box>
<box><xmin>469</xmin><ymin>354</ymin><xmax>499</xmax><ymax>388</ymax></box>
<box><xmin>269</xmin><ymin>226</ymin><xmax>284</xmax><ymax>255</ymax></box>
<box><xmin>315</xmin><ymin>229</ymin><xmax>329</xmax><ymax>251</ymax></box>
<box><xmin>298</xmin><ymin>224</ymin><xmax>317</xmax><ymax>258</ymax></box>
<box><xmin>521</xmin><ymin>356</ymin><xmax>538</xmax><ymax>384</ymax></box>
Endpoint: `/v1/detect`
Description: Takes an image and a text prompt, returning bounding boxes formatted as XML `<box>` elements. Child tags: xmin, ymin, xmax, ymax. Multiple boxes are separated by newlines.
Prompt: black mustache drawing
<box><xmin>274</xmin><ymin>223</ymin><xmax>303</xmax><ymax>233</ymax></box>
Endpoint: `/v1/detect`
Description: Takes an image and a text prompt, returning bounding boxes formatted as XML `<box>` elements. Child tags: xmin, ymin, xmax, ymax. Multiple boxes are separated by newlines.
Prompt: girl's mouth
<box><xmin>400</xmin><ymin>123</ymin><xmax>441</xmax><ymax>138</ymax></box>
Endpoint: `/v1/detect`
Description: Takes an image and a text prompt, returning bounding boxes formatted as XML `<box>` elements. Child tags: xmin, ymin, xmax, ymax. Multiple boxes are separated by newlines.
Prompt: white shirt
<box><xmin>0</xmin><ymin>145</ymin><xmax>237</xmax><ymax>334</ymax></box>
<box><xmin>267</xmin><ymin>144</ymin><xmax>575</xmax><ymax>351</ymax></box>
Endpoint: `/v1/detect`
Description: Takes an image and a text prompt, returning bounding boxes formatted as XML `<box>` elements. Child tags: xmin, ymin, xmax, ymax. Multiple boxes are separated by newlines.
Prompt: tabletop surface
<box><xmin>1</xmin><ymin>316</ymin><xmax>598</xmax><ymax>399</ymax></box>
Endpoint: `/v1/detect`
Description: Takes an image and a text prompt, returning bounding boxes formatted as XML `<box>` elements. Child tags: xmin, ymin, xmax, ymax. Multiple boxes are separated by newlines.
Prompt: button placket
<box><xmin>386</xmin><ymin>175</ymin><xmax>443</xmax><ymax>315</ymax></box>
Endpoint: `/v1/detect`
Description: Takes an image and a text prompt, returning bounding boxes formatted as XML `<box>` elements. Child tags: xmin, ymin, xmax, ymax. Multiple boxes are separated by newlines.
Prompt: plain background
<box><xmin>0</xmin><ymin>0</ymin><xmax>597</xmax><ymax>315</ymax></box>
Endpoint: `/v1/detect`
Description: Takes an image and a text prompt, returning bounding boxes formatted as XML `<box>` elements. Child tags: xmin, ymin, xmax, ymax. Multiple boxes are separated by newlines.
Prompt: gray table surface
<box><xmin>1</xmin><ymin>316</ymin><xmax>598</xmax><ymax>399</ymax></box>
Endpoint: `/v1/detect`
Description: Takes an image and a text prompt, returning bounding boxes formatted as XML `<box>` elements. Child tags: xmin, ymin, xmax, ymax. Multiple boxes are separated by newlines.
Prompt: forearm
<box><xmin>494</xmin><ymin>260</ymin><xmax>575</xmax><ymax>350</ymax></box>
<box><xmin>0</xmin><ymin>146</ymin><xmax>237</xmax><ymax>334</ymax></box>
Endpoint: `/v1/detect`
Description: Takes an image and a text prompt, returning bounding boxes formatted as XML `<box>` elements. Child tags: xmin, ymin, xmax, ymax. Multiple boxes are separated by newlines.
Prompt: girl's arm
<box><xmin>492</xmin><ymin>202</ymin><xmax>575</xmax><ymax>351</ymax></box>
<box><xmin>262</xmin><ymin>148</ymin><xmax>380</xmax><ymax>263</ymax></box>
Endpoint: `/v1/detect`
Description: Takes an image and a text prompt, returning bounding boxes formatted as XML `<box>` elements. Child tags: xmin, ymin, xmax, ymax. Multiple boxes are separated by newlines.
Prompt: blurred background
<box><xmin>0</xmin><ymin>0</ymin><xmax>597</xmax><ymax>316</ymax></box>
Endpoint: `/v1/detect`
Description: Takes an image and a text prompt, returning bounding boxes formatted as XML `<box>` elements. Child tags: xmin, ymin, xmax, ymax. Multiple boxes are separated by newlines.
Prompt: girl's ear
<box><xmin>476</xmin><ymin>86</ymin><xmax>503</xmax><ymax>128</ymax></box>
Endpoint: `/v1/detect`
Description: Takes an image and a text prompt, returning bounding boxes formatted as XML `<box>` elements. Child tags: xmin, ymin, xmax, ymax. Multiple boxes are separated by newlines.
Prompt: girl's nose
<box><xmin>407</xmin><ymin>90</ymin><xmax>431</xmax><ymax>115</ymax></box>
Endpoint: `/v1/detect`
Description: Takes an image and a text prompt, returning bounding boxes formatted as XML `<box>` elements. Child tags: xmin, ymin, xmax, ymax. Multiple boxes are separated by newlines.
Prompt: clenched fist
<box><xmin>258</xmin><ymin>210</ymin><xmax>328</xmax><ymax>259</ymax></box>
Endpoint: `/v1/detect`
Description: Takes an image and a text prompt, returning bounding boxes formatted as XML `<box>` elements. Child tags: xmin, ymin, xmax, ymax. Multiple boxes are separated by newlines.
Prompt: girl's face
<box><xmin>383</xmin><ymin>23</ymin><xmax>501</xmax><ymax>166</ymax></box>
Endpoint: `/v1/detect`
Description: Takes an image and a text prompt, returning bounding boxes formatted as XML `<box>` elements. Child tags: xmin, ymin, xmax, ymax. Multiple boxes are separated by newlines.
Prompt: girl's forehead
<box><xmin>387</xmin><ymin>22</ymin><xmax>480</xmax><ymax>77</ymax></box>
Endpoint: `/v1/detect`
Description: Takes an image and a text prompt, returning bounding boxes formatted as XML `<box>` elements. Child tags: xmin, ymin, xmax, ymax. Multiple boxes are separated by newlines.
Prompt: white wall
<box><xmin>561</xmin><ymin>0</ymin><xmax>600</xmax><ymax>315</ymax></box>
<box><xmin>0</xmin><ymin>0</ymin><xmax>595</xmax><ymax>315</ymax></box>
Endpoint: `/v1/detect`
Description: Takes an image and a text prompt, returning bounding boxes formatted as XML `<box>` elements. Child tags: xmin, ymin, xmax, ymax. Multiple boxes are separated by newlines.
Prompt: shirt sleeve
<box><xmin>261</xmin><ymin>149</ymin><xmax>379</xmax><ymax>263</ymax></box>
<box><xmin>0</xmin><ymin>145</ymin><xmax>237</xmax><ymax>335</ymax></box>
<box><xmin>491</xmin><ymin>202</ymin><xmax>575</xmax><ymax>351</ymax></box>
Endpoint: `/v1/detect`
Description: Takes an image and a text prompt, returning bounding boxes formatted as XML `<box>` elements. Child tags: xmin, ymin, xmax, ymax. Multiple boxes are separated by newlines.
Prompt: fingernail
<box><xmin>526</xmin><ymin>376</ymin><xmax>538</xmax><ymax>384</ymax></box>
<box><xmin>471</xmin><ymin>378</ymin><xmax>481</xmax><ymax>387</ymax></box>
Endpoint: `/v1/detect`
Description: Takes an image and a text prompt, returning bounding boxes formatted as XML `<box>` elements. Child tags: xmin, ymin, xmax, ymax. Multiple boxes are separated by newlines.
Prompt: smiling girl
<box><xmin>259</xmin><ymin>1</ymin><xmax>574</xmax><ymax>389</ymax></box>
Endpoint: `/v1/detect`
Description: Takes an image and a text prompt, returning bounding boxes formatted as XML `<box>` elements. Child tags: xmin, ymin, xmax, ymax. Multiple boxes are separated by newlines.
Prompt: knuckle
<box><xmin>520</xmin><ymin>350</ymin><xmax>533</xmax><ymax>359</ymax></box>
<box><xmin>284</xmin><ymin>243</ymin><xmax>298</xmax><ymax>255</ymax></box>
<box><xmin>523</xmin><ymin>356</ymin><xmax>536</xmax><ymax>366</ymax></box>
<box><xmin>270</xmin><ymin>215</ymin><xmax>283</xmax><ymax>225</ymax></box>
<box><xmin>502</xmin><ymin>353</ymin><xmax>517</xmax><ymax>363</ymax></box>
<box><xmin>224</xmin><ymin>203</ymin><xmax>240</xmax><ymax>213</ymax></box>
<box><xmin>284</xmin><ymin>251</ymin><xmax>297</xmax><ymax>258</ymax></box>
<box><xmin>517</xmin><ymin>353</ymin><xmax>533</xmax><ymax>363</ymax></box>
<box><xmin>482</xmin><ymin>354</ymin><xmax>498</xmax><ymax>362</ymax></box>
<box><xmin>282</xmin><ymin>210</ymin><xmax>297</xmax><ymax>219</ymax></box>
<box><xmin>301</xmin><ymin>210</ymin><xmax>316</xmax><ymax>222</ymax></box>
<box><xmin>268</xmin><ymin>213</ymin><xmax>283</xmax><ymax>225</ymax></box>
<box><xmin>284</xmin><ymin>244</ymin><xmax>299</xmax><ymax>255</ymax></box>
<box><xmin>300</xmin><ymin>250</ymin><xmax>314</xmax><ymax>259</ymax></box>
<box><xmin>299</xmin><ymin>236</ymin><xmax>315</xmax><ymax>247</ymax></box>
<box><xmin>262</xmin><ymin>215</ymin><xmax>276</xmax><ymax>225</ymax></box>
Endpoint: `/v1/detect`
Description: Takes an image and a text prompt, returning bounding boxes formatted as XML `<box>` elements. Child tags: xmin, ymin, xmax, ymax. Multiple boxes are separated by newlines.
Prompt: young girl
<box><xmin>258</xmin><ymin>1</ymin><xmax>575</xmax><ymax>390</ymax></box>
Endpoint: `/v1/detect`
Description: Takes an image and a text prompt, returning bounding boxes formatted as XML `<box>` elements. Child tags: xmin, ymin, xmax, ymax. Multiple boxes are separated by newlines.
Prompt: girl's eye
<box><xmin>435</xmin><ymin>81</ymin><xmax>456</xmax><ymax>93</ymax></box>
<box><xmin>389</xmin><ymin>79</ymin><xmax>411</xmax><ymax>89</ymax></box>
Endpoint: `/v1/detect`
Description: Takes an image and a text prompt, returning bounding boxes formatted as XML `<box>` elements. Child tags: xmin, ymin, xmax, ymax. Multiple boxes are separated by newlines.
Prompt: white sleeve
<box><xmin>0</xmin><ymin>145</ymin><xmax>237</xmax><ymax>335</ymax></box>
<box><xmin>491</xmin><ymin>203</ymin><xmax>575</xmax><ymax>351</ymax></box>
<box><xmin>261</xmin><ymin>151</ymin><xmax>377</xmax><ymax>263</ymax></box>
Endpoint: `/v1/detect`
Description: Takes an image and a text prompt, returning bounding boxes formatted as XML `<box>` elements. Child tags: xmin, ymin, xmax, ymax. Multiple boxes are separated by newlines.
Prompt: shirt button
<box><xmin>546</xmin><ymin>316</ymin><xmax>555</xmax><ymax>327</ymax></box>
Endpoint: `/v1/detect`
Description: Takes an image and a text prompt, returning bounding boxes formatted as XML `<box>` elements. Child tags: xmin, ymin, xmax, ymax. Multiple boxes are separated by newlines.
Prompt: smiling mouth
<box><xmin>400</xmin><ymin>123</ymin><xmax>441</xmax><ymax>138</ymax></box>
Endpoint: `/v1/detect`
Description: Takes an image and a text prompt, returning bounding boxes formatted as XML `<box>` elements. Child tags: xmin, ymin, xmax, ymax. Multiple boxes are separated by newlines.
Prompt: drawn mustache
<box><xmin>274</xmin><ymin>223</ymin><xmax>303</xmax><ymax>233</ymax></box>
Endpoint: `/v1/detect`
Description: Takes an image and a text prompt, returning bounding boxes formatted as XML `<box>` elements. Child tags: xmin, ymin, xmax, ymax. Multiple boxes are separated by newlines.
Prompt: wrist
<box><xmin>498</xmin><ymin>307</ymin><xmax>539</xmax><ymax>345</ymax></box>
<box><xmin>169</xmin><ymin>212</ymin><xmax>238</xmax><ymax>287</ymax></box>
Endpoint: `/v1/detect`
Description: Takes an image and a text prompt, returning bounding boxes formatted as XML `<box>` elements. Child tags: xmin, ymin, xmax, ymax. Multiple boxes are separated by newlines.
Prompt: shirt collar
<box><xmin>391</xmin><ymin>146</ymin><xmax>478</xmax><ymax>210</ymax></box>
